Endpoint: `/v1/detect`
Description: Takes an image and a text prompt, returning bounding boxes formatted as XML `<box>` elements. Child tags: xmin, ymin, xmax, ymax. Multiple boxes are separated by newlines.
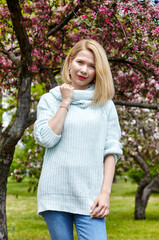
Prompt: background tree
<box><xmin>0</xmin><ymin>0</ymin><xmax>158</xmax><ymax>239</ymax></box>
<box><xmin>117</xmin><ymin>106</ymin><xmax>159</xmax><ymax>219</ymax></box>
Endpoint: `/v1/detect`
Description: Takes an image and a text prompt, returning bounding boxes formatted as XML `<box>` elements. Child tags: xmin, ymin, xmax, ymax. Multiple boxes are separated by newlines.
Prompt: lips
<box><xmin>77</xmin><ymin>75</ymin><xmax>87</xmax><ymax>80</ymax></box>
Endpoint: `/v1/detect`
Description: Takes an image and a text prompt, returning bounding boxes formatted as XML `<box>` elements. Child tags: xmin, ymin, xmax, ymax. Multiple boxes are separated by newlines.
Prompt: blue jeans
<box><xmin>41</xmin><ymin>211</ymin><xmax>107</xmax><ymax>240</ymax></box>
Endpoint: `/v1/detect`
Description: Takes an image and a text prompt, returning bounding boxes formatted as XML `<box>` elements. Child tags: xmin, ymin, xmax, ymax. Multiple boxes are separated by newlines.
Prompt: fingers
<box><xmin>90</xmin><ymin>199</ymin><xmax>98</xmax><ymax>215</ymax></box>
<box><xmin>60</xmin><ymin>83</ymin><xmax>74</xmax><ymax>90</ymax></box>
<box><xmin>60</xmin><ymin>83</ymin><xmax>74</xmax><ymax>94</ymax></box>
<box><xmin>97</xmin><ymin>206</ymin><xmax>109</xmax><ymax>218</ymax></box>
<box><xmin>60</xmin><ymin>83</ymin><xmax>74</xmax><ymax>104</ymax></box>
<box><xmin>90</xmin><ymin>194</ymin><xmax>110</xmax><ymax>218</ymax></box>
<box><xmin>91</xmin><ymin>205</ymin><xmax>109</xmax><ymax>218</ymax></box>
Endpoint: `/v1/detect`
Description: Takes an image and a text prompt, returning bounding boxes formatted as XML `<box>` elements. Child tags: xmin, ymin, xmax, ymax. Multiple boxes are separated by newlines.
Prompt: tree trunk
<box><xmin>135</xmin><ymin>197</ymin><xmax>146</xmax><ymax>219</ymax></box>
<box><xmin>135</xmin><ymin>174</ymin><xmax>159</xmax><ymax>220</ymax></box>
<box><xmin>0</xmin><ymin>152</ymin><xmax>14</xmax><ymax>240</ymax></box>
<box><xmin>135</xmin><ymin>182</ymin><xmax>152</xmax><ymax>219</ymax></box>
<box><xmin>0</xmin><ymin>71</ymin><xmax>32</xmax><ymax>238</ymax></box>
<box><xmin>135</xmin><ymin>180</ymin><xmax>149</xmax><ymax>219</ymax></box>
<box><xmin>0</xmin><ymin>1</ymin><xmax>33</xmax><ymax>237</ymax></box>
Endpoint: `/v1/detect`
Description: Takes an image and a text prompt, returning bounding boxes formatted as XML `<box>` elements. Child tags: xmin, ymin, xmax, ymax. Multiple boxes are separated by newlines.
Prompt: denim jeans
<box><xmin>41</xmin><ymin>211</ymin><xmax>107</xmax><ymax>240</ymax></box>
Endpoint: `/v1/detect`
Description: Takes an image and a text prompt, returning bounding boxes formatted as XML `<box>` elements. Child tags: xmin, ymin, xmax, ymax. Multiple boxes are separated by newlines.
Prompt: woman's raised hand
<box><xmin>48</xmin><ymin>83</ymin><xmax>74</xmax><ymax>135</ymax></box>
<box><xmin>60</xmin><ymin>83</ymin><xmax>74</xmax><ymax>106</ymax></box>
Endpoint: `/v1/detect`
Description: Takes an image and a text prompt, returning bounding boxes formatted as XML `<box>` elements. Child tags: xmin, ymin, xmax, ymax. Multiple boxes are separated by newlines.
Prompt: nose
<box><xmin>81</xmin><ymin>65</ymin><xmax>87</xmax><ymax>74</ymax></box>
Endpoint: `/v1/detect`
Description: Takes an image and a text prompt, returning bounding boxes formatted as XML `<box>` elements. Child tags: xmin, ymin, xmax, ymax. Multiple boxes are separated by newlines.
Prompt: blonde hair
<box><xmin>62</xmin><ymin>39</ymin><xmax>115</xmax><ymax>106</ymax></box>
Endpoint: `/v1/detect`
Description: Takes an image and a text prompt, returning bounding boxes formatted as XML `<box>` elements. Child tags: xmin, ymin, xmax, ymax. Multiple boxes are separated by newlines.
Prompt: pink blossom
<box><xmin>92</xmin><ymin>11</ymin><xmax>96</xmax><ymax>18</ymax></box>
<box><xmin>104</xmin><ymin>0</ymin><xmax>111</xmax><ymax>5</ymax></box>
<box><xmin>57</xmin><ymin>7</ymin><xmax>65</xmax><ymax>12</ymax></box>
<box><xmin>81</xmin><ymin>29</ymin><xmax>87</xmax><ymax>34</ymax></box>
<box><xmin>28</xmin><ymin>65</ymin><xmax>38</xmax><ymax>72</ymax></box>
<box><xmin>81</xmin><ymin>15</ymin><xmax>87</xmax><ymax>19</ymax></box>
<box><xmin>29</xmin><ymin>37</ymin><xmax>33</xmax><ymax>43</ymax></box>
<box><xmin>105</xmin><ymin>18</ymin><xmax>110</xmax><ymax>23</ymax></box>
<box><xmin>133</xmin><ymin>46</ymin><xmax>139</xmax><ymax>51</ymax></box>
<box><xmin>151</xmin><ymin>27</ymin><xmax>159</xmax><ymax>34</ymax></box>
<box><xmin>156</xmin><ymin>83</ymin><xmax>159</xmax><ymax>90</ymax></box>
<box><xmin>131</xmin><ymin>8</ymin><xmax>138</xmax><ymax>14</ymax></box>
<box><xmin>32</xmin><ymin>65</ymin><xmax>37</xmax><ymax>71</ymax></box>
<box><xmin>148</xmin><ymin>94</ymin><xmax>153</xmax><ymax>99</ymax></box>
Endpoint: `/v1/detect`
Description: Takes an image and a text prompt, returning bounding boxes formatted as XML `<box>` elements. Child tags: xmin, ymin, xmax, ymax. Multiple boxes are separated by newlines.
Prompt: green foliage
<box><xmin>10</xmin><ymin>125</ymin><xmax>45</xmax><ymax>191</ymax></box>
<box><xmin>128</xmin><ymin>165</ymin><xmax>159</xmax><ymax>184</ymax></box>
<box><xmin>128</xmin><ymin>167</ymin><xmax>145</xmax><ymax>183</ymax></box>
<box><xmin>9</xmin><ymin>82</ymin><xmax>46</xmax><ymax>188</ymax></box>
<box><xmin>9</xmin><ymin>146</ymin><xmax>26</xmax><ymax>182</ymax></box>
<box><xmin>31</xmin><ymin>83</ymin><xmax>47</xmax><ymax>102</ymax></box>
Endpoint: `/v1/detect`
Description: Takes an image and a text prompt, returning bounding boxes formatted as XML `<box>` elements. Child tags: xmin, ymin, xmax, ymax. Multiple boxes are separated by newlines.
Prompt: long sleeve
<box><xmin>34</xmin><ymin>94</ymin><xmax>61</xmax><ymax>148</ymax></box>
<box><xmin>103</xmin><ymin>101</ymin><xmax>123</xmax><ymax>162</ymax></box>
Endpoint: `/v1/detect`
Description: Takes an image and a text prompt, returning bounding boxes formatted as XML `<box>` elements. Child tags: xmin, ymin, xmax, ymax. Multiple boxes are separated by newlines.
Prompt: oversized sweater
<box><xmin>34</xmin><ymin>85</ymin><xmax>123</xmax><ymax>215</ymax></box>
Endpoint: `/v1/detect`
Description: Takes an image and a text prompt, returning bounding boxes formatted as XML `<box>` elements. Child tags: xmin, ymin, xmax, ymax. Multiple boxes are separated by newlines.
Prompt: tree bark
<box><xmin>132</xmin><ymin>154</ymin><xmax>159</xmax><ymax>220</ymax></box>
<box><xmin>135</xmin><ymin>175</ymin><xmax>159</xmax><ymax>219</ymax></box>
<box><xmin>0</xmin><ymin>72</ymin><xmax>32</xmax><ymax>240</ymax></box>
<box><xmin>135</xmin><ymin>176</ymin><xmax>151</xmax><ymax>219</ymax></box>
<box><xmin>0</xmin><ymin>152</ymin><xmax>14</xmax><ymax>240</ymax></box>
<box><xmin>114</xmin><ymin>100</ymin><xmax>158</xmax><ymax>110</ymax></box>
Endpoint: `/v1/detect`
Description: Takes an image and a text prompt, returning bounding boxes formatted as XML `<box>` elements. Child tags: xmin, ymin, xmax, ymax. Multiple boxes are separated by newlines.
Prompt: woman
<box><xmin>34</xmin><ymin>39</ymin><xmax>122</xmax><ymax>240</ymax></box>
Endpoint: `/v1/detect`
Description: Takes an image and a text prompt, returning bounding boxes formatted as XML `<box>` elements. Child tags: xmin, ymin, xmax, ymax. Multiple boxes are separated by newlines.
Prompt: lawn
<box><xmin>6</xmin><ymin>178</ymin><xmax>159</xmax><ymax>240</ymax></box>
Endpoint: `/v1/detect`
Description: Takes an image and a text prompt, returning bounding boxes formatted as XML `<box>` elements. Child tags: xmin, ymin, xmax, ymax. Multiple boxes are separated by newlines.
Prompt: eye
<box><xmin>77</xmin><ymin>60</ymin><xmax>83</xmax><ymax>64</ymax></box>
<box><xmin>89</xmin><ymin>65</ymin><xmax>95</xmax><ymax>69</ymax></box>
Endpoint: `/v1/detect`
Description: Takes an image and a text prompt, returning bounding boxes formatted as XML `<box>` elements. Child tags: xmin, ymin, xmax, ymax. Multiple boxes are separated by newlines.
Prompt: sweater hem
<box><xmin>37</xmin><ymin>193</ymin><xmax>96</xmax><ymax>216</ymax></box>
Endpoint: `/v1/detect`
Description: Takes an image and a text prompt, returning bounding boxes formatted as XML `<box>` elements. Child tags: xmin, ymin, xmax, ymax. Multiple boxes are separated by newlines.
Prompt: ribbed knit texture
<box><xmin>34</xmin><ymin>86</ymin><xmax>123</xmax><ymax>215</ymax></box>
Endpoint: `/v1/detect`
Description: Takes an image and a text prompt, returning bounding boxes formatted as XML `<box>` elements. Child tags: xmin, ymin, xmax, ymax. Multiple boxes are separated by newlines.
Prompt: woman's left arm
<box><xmin>90</xmin><ymin>154</ymin><xmax>115</xmax><ymax>218</ymax></box>
<box><xmin>91</xmin><ymin>101</ymin><xmax>122</xmax><ymax>218</ymax></box>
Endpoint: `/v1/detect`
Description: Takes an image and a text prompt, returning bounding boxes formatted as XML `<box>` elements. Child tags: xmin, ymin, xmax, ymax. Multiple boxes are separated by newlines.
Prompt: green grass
<box><xmin>6</xmin><ymin>178</ymin><xmax>159</xmax><ymax>240</ymax></box>
<box><xmin>106</xmin><ymin>180</ymin><xmax>159</xmax><ymax>240</ymax></box>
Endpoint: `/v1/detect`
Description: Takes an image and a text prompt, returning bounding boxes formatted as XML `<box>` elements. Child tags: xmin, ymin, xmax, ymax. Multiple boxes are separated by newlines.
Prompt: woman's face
<box><xmin>69</xmin><ymin>49</ymin><xmax>96</xmax><ymax>90</ymax></box>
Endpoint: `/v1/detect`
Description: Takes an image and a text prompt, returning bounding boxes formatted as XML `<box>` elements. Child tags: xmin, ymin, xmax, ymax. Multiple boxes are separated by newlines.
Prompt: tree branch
<box><xmin>1</xmin><ymin>0</ymin><xmax>33</xmax><ymax>154</ymax></box>
<box><xmin>6</xmin><ymin>0</ymin><xmax>32</xmax><ymax>63</ymax></box>
<box><xmin>145</xmin><ymin>174</ymin><xmax>159</xmax><ymax>190</ymax></box>
<box><xmin>109</xmin><ymin>58</ymin><xmax>158</xmax><ymax>78</ymax></box>
<box><xmin>47</xmin><ymin>2</ymin><xmax>83</xmax><ymax>37</ymax></box>
<box><xmin>25</xmin><ymin>112</ymin><xmax>37</xmax><ymax>128</ymax></box>
<box><xmin>109</xmin><ymin>58</ymin><xmax>136</xmax><ymax>65</ymax></box>
<box><xmin>131</xmin><ymin>154</ymin><xmax>151</xmax><ymax>201</ymax></box>
<box><xmin>114</xmin><ymin>100</ymin><xmax>158</xmax><ymax>110</ymax></box>
<box><xmin>130</xmin><ymin>154</ymin><xmax>150</xmax><ymax>176</ymax></box>
<box><xmin>0</xmin><ymin>42</ymin><xmax>21</xmax><ymax>67</ymax></box>
<box><xmin>112</xmin><ymin>12</ymin><xmax>129</xmax><ymax>42</ymax></box>
<box><xmin>142</xmin><ymin>174</ymin><xmax>159</xmax><ymax>206</ymax></box>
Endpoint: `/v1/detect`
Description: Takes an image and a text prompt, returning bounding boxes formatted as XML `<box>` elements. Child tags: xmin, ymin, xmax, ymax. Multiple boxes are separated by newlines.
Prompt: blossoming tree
<box><xmin>0</xmin><ymin>0</ymin><xmax>158</xmax><ymax>239</ymax></box>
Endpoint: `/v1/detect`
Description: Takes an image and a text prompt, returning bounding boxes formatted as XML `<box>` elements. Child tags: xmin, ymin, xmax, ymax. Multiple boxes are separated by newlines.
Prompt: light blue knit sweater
<box><xmin>34</xmin><ymin>86</ymin><xmax>122</xmax><ymax>215</ymax></box>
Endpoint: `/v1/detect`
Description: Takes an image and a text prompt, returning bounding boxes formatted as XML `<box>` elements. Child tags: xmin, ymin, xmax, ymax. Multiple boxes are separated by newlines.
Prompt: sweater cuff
<box><xmin>103</xmin><ymin>153</ymin><xmax>120</xmax><ymax>164</ymax></box>
<box><xmin>34</xmin><ymin>122</ymin><xmax>61</xmax><ymax>148</ymax></box>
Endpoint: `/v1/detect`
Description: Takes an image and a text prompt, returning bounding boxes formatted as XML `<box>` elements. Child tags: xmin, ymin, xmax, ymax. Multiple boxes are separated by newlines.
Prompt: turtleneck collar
<box><xmin>49</xmin><ymin>85</ymin><xmax>95</xmax><ymax>108</ymax></box>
